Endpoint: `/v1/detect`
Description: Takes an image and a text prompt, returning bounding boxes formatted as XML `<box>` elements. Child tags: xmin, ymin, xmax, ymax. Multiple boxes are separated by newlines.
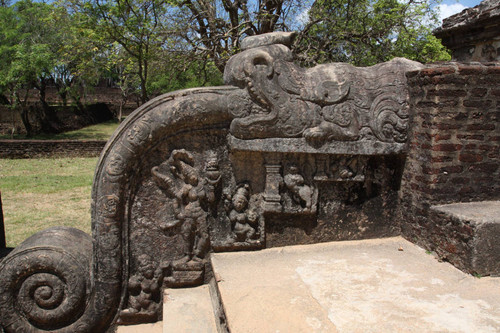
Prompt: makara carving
<box><xmin>224</xmin><ymin>32</ymin><xmax>421</xmax><ymax>145</ymax></box>
<box><xmin>0</xmin><ymin>32</ymin><xmax>422</xmax><ymax>332</ymax></box>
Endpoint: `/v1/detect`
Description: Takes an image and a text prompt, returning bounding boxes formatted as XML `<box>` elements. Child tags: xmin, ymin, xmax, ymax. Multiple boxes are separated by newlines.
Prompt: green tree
<box><xmin>0</xmin><ymin>0</ymin><xmax>60</xmax><ymax>135</ymax></box>
<box><xmin>50</xmin><ymin>4</ymin><xmax>109</xmax><ymax>112</ymax></box>
<box><xmin>0</xmin><ymin>0</ymin><xmax>110</xmax><ymax>135</ymax></box>
<box><xmin>147</xmin><ymin>56</ymin><xmax>223</xmax><ymax>95</ymax></box>
<box><xmin>105</xmin><ymin>42</ymin><xmax>141</xmax><ymax>121</ymax></box>
<box><xmin>70</xmin><ymin>0</ymin><xmax>172</xmax><ymax>103</ymax></box>
<box><xmin>294</xmin><ymin>0</ymin><xmax>451</xmax><ymax>67</ymax></box>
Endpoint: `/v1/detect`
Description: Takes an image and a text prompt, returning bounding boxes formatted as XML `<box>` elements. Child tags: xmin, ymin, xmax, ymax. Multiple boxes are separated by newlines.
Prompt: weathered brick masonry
<box><xmin>0</xmin><ymin>140</ymin><xmax>106</xmax><ymax>158</ymax></box>
<box><xmin>400</xmin><ymin>62</ymin><xmax>500</xmax><ymax>273</ymax></box>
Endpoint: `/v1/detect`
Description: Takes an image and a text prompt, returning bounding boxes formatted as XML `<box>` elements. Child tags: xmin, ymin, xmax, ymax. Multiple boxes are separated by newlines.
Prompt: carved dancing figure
<box><xmin>284</xmin><ymin>166</ymin><xmax>313</xmax><ymax>211</ymax></box>
<box><xmin>152</xmin><ymin>150</ymin><xmax>219</xmax><ymax>266</ymax></box>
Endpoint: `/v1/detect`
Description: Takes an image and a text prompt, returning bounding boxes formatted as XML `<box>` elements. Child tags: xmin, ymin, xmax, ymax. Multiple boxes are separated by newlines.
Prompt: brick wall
<box><xmin>0</xmin><ymin>140</ymin><xmax>107</xmax><ymax>158</ymax></box>
<box><xmin>402</xmin><ymin>62</ymin><xmax>500</xmax><ymax>206</ymax></box>
<box><xmin>399</xmin><ymin>62</ymin><xmax>500</xmax><ymax>267</ymax></box>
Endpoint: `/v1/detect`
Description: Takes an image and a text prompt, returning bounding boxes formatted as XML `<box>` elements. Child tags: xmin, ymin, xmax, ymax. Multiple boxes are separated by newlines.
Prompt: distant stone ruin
<box><xmin>434</xmin><ymin>0</ymin><xmax>500</xmax><ymax>62</ymax></box>
<box><xmin>0</xmin><ymin>1</ymin><xmax>498</xmax><ymax>331</ymax></box>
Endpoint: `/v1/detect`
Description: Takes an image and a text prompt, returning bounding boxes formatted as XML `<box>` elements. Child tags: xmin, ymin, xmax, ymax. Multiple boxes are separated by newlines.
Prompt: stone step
<box><xmin>163</xmin><ymin>285</ymin><xmax>219</xmax><ymax>333</ymax></box>
<box><xmin>117</xmin><ymin>285</ymin><xmax>220</xmax><ymax>333</ymax></box>
<box><xmin>211</xmin><ymin>236</ymin><xmax>500</xmax><ymax>333</ymax></box>
<box><xmin>116</xmin><ymin>322</ymin><xmax>163</xmax><ymax>333</ymax></box>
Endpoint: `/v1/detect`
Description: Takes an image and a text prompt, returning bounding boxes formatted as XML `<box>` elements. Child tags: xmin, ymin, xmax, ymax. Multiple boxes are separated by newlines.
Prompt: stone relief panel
<box><xmin>322</xmin><ymin>156</ymin><xmax>368</xmax><ymax>182</ymax></box>
<box><xmin>121</xmin><ymin>254</ymin><xmax>164</xmax><ymax>320</ymax></box>
<box><xmin>282</xmin><ymin>165</ymin><xmax>318</xmax><ymax>214</ymax></box>
<box><xmin>265</xmin><ymin>155</ymin><xmax>405</xmax><ymax>247</ymax></box>
<box><xmin>150</xmin><ymin>149</ymin><xmax>220</xmax><ymax>265</ymax></box>
<box><xmin>0</xmin><ymin>31</ymin><xmax>421</xmax><ymax>332</ymax></box>
<box><xmin>119</xmin><ymin>131</ymin><xmax>228</xmax><ymax>324</ymax></box>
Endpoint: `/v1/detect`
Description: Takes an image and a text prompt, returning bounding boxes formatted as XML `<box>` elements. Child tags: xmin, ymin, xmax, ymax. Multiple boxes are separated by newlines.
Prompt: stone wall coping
<box><xmin>406</xmin><ymin>61</ymin><xmax>500</xmax><ymax>76</ymax></box>
<box><xmin>431</xmin><ymin>201</ymin><xmax>500</xmax><ymax>226</ymax></box>
<box><xmin>0</xmin><ymin>139</ymin><xmax>107</xmax><ymax>158</ymax></box>
<box><xmin>0</xmin><ymin>139</ymin><xmax>107</xmax><ymax>143</ymax></box>
<box><xmin>228</xmin><ymin>136</ymin><xmax>406</xmax><ymax>155</ymax></box>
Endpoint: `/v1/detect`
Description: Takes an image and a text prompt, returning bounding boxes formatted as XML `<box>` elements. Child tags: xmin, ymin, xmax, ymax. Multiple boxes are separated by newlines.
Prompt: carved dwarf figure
<box><xmin>284</xmin><ymin>166</ymin><xmax>314</xmax><ymax>211</ymax></box>
<box><xmin>125</xmin><ymin>254</ymin><xmax>163</xmax><ymax>314</ymax></box>
<box><xmin>151</xmin><ymin>150</ymin><xmax>220</xmax><ymax>266</ymax></box>
<box><xmin>226</xmin><ymin>184</ymin><xmax>259</xmax><ymax>243</ymax></box>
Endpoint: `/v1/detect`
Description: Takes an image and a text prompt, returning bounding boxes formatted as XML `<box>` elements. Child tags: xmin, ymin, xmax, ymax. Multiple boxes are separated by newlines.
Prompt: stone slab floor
<box><xmin>118</xmin><ymin>236</ymin><xmax>500</xmax><ymax>332</ymax></box>
<box><xmin>211</xmin><ymin>236</ymin><xmax>500</xmax><ymax>333</ymax></box>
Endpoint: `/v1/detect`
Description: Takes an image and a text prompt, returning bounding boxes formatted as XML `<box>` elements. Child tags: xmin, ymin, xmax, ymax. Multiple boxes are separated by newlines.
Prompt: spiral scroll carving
<box><xmin>0</xmin><ymin>227</ymin><xmax>91</xmax><ymax>332</ymax></box>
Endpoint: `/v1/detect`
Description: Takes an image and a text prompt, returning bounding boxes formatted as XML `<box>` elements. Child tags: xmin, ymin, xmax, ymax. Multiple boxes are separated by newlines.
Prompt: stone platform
<box><xmin>430</xmin><ymin>201</ymin><xmax>500</xmax><ymax>276</ymax></box>
<box><xmin>211</xmin><ymin>237</ymin><xmax>500</xmax><ymax>333</ymax></box>
<box><xmin>118</xmin><ymin>236</ymin><xmax>500</xmax><ymax>332</ymax></box>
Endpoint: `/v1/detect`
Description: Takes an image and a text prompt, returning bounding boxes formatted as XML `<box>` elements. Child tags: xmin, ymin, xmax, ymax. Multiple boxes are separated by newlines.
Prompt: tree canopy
<box><xmin>295</xmin><ymin>0</ymin><xmax>450</xmax><ymax>67</ymax></box>
<box><xmin>0</xmin><ymin>0</ymin><xmax>451</xmax><ymax>135</ymax></box>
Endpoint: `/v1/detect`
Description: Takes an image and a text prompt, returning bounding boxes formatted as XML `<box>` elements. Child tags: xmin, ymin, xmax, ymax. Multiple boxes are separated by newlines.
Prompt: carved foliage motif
<box><xmin>126</xmin><ymin>115</ymin><xmax>153</xmax><ymax>147</ymax></box>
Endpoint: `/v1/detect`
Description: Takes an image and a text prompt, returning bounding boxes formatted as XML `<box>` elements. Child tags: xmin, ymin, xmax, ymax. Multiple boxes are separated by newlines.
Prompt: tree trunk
<box><xmin>0</xmin><ymin>191</ymin><xmax>5</xmax><ymax>249</ymax></box>
<box><xmin>54</xmin><ymin>80</ymin><xmax>68</xmax><ymax>106</ymax></box>
<box><xmin>37</xmin><ymin>102</ymin><xmax>61</xmax><ymax>134</ymax></box>
<box><xmin>119</xmin><ymin>99</ymin><xmax>124</xmax><ymax>123</ymax></box>
<box><xmin>19</xmin><ymin>106</ymin><xmax>33</xmax><ymax>137</ymax></box>
<box><xmin>41</xmin><ymin>81</ymin><xmax>57</xmax><ymax>131</ymax></box>
<box><xmin>36</xmin><ymin>79</ymin><xmax>61</xmax><ymax>134</ymax></box>
<box><xmin>140</xmin><ymin>80</ymin><xmax>147</xmax><ymax>104</ymax></box>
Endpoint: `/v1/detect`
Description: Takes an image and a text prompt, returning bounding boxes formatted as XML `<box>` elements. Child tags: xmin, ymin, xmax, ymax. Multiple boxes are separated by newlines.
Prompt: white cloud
<box><xmin>436</xmin><ymin>3</ymin><xmax>467</xmax><ymax>22</ymax></box>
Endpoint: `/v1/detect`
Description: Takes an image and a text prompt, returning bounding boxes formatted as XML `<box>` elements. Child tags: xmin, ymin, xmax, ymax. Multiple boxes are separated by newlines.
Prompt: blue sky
<box><xmin>437</xmin><ymin>0</ymin><xmax>482</xmax><ymax>21</ymax></box>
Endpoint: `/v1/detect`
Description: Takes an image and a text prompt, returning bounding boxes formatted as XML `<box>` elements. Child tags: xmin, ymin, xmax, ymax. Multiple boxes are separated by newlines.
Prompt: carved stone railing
<box><xmin>0</xmin><ymin>32</ymin><xmax>422</xmax><ymax>332</ymax></box>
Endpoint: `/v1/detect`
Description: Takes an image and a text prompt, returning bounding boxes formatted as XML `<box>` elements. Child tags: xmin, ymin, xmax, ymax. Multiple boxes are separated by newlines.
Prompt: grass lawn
<box><xmin>1</xmin><ymin>120</ymin><xmax>120</xmax><ymax>140</ymax></box>
<box><xmin>0</xmin><ymin>157</ymin><xmax>97</xmax><ymax>247</ymax></box>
